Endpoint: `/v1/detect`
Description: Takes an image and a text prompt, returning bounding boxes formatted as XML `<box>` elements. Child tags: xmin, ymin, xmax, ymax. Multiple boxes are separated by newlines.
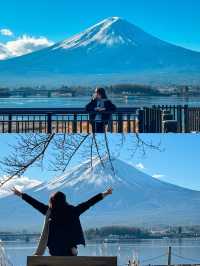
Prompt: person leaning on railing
<box><xmin>12</xmin><ymin>187</ymin><xmax>113</xmax><ymax>256</ymax></box>
<box><xmin>85</xmin><ymin>88</ymin><xmax>116</xmax><ymax>133</ymax></box>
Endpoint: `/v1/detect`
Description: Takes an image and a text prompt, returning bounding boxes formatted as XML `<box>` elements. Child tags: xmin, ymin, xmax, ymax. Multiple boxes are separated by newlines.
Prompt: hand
<box><xmin>98</xmin><ymin>108</ymin><xmax>106</xmax><ymax>112</ymax></box>
<box><xmin>102</xmin><ymin>188</ymin><xmax>113</xmax><ymax>198</ymax></box>
<box><xmin>95</xmin><ymin>107</ymin><xmax>106</xmax><ymax>112</ymax></box>
<box><xmin>11</xmin><ymin>187</ymin><xmax>23</xmax><ymax>197</ymax></box>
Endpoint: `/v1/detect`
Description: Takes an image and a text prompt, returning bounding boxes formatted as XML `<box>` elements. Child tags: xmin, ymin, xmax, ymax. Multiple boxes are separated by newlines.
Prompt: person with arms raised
<box><xmin>12</xmin><ymin>187</ymin><xmax>113</xmax><ymax>256</ymax></box>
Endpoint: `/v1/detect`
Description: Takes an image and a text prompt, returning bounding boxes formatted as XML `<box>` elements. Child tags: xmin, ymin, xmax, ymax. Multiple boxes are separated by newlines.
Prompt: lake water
<box><xmin>4</xmin><ymin>238</ymin><xmax>200</xmax><ymax>266</ymax></box>
<box><xmin>1</xmin><ymin>95</ymin><xmax>200</xmax><ymax>108</ymax></box>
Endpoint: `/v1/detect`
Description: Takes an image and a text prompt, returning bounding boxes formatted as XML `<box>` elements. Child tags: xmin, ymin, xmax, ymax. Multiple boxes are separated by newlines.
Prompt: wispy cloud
<box><xmin>135</xmin><ymin>163</ymin><xmax>145</xmax><ymax>170</ymax></box>
<box><xmin>0</xmin><ymin>28</ymin><xmax>13</xmax><ymax>36</ymax></box>
<box><xmin>152</xmin><ymin>174</ymin><xmax>165</xmax><ymax>179</ymax></box>
<box><xmin>0</xmin><ymin>35</ymin><xmax>54</xmax><ymax>60</ymax></box>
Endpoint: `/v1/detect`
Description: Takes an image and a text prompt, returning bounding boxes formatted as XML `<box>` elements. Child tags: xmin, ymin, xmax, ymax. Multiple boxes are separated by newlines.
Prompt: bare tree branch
<box><xmin>0</xmin><ymin>134</ymin><xmax>55</xmax><ymax>187</ymax></box>
<box><xmin>0</xmin><ymin>133</ymin><xmax>162</xmax><ymax>188</ymax></box>
<box><xmin>48</xmin><ymin>134</ymin><xmax>89</xmax><ymax>173</ymax></box>
<box><xmin>59</xmin><ymin>134</ymin><xmax>89</xmax><ymax>172</ymax></box>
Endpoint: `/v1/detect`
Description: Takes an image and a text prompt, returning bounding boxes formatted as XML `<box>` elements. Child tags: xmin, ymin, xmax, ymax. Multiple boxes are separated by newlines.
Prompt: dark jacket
<box><xmin>22</xmin><ymin>193</ymin><xmax>103</xmax><ymax>250</ymax></box>
<box><xmin>85</xmin><ymin>99</ymin><xmax>116</xmax><ymax>123</ymax></box>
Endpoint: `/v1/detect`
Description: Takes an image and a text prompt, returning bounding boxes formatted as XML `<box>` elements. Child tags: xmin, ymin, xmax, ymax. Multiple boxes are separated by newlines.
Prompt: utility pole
<box><xmin>167</xmin><ymin>246</ymin><xmax>172</xmax><ymax>266</ymax></box>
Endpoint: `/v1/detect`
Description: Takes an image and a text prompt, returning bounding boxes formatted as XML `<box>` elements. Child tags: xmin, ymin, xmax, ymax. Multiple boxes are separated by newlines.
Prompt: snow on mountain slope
<box><xmin>53</xmin><ymin>17</ymin><xmax>131</xmax><ymax>49</ymax></box>
<box><xmin>0</xmin><ymin>17</ymin><xmax>200</xmax><ymax>86</ymax></box>
<box><xmin>0</xmin><ymin>157</ymin><xmax>200</xmax><ymax>231</ymax></box>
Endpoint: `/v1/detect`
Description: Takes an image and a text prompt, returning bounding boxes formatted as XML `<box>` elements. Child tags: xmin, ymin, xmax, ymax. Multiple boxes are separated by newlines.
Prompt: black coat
<box><xmin>85</xmin><ymin>99</ymin><xmax>116</xmax><ymax>123</ymax></box>
<box><xmin>22</xmin><ymin>193</ymin><xmax>103</xmax><ymax>250</ymax></box>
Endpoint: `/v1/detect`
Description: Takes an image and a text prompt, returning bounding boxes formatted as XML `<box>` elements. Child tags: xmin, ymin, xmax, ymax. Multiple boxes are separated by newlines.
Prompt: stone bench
<box><xmin>27</xmin><ymin>256</ymin><xmax>117</xmax><ymax>266</ymax></box>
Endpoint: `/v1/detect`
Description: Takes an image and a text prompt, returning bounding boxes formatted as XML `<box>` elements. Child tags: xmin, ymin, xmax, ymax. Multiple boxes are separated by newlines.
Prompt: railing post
<box><xmin>138</xmin><ymin>109</ymin><xmax>144</xmax><ymax>133</ymax></box>
<box><xmin>127</xmin><ymin>114</ymin><xmax>131</xmax><ymax>133</ymax></box>
<box><xmin>157</xmin><ymin>108</ymin><xmax>162</xmax><ymax>133</ymax></box>
<box><xmin>177</xmin><ymin>105</ymin><xmax>182</xmax><ymax>133</ymax></box>
<box><xmin>110</xmin><ymin>114</ymin><xmax>114</xmax><ymax>133</ymax></box>
<box><xmin>47</xmin><ymin>113</ymin><xmax>52</xmax><ymax>134</ymax></box>
<box><xmin>8</xmin><ymin>114</ymin><xmax>12</xmax><ymax>133</ymax></box>
<box><xmin>72</xmin><ymin>114</ymin><xmax>77</xmax><ymax>133</ymax></box>
<box><xmin>184</xmin><ymin>105</ymin><xmax>189</xmax><ymax>133</ymax></box>
<box><xmin>117</xmin><ymin>113</ymin><xmax>123</xmax><ymax>133</ymax></box>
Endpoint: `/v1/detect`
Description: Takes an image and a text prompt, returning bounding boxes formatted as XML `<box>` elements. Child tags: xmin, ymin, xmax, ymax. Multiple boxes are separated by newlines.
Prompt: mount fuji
<box><xmin>0</xmin><ymin>17</ymin><xmax>200</xmax><ymax>86</ymax></box>
<box><xmin>0</xmin><ymin>157</ymin><xmax>200</xmax><ymax>232</ymax></box>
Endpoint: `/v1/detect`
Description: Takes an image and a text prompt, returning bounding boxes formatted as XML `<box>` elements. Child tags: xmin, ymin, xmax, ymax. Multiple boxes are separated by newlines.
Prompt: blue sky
<box><xmin>0</xmin><ymin>0</ymin><xmax>200</xmax><ymax>60</ymax></box>
<box><xmin>0</xmin><ymin>134</ymin><xmax>200</xmax><ymax>191</ymax></box>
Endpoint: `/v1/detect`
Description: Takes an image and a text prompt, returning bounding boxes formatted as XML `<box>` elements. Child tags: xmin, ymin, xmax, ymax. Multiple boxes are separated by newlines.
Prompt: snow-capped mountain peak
<box><xmin>38</xmin><ymin>157</ymin><xmax>121</xmax><ymax>191</ymax></box>
<box><xmin>53</xmin><ymin>17</ymin><xmax>138</xmax><ymax>50</ymax></box>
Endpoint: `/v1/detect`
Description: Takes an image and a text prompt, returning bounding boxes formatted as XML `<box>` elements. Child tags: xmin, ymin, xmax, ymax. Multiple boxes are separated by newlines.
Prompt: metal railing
<box><xmin>0</xmin><ymin>107</ymin><xmax>138</xmax><ymax>133</ymax></box>
<box><xmin>0</xmin><ymin>105</ymin><xmax>199</xmax><ymax>133</ymax></box>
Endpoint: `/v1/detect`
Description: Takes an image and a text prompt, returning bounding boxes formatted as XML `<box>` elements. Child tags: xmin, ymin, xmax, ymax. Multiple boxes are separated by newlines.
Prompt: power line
<box><xmin>172</xmin><ymin>252</ymin><xmax>200</xmax><ymax>263</ymax></box>
<box><xmin>126</xmin><ymin>247</ymin><xmax>200</xmax><ymax>266</ymax></box>
<box><xmin>140</xmin><ymin>253</ymin><xmax>167</xmax><ymax>263</ymax></box>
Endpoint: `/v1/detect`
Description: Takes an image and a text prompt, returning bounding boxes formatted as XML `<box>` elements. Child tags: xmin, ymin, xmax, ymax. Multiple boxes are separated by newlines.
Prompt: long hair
<box><xmin>49</xmin><ymin>191</ymin><xmax>66</xmax><ymax>209</ymax></box>
<box><xmin>95</xmin><ymin>87</ymin><xmax>107</xmax><ymax>99</ymax></box>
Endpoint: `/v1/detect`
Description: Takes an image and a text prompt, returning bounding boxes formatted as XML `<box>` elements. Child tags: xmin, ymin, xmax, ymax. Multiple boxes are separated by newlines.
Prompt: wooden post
<box><xmin>167</xmin><ymin>246</ymin><xmax>172</xmax><ymax>266</ymax></box>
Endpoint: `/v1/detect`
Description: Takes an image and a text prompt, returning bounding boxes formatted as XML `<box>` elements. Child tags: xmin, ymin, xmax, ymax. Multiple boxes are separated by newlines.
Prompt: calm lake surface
<box><xmin>4</xmin><ymin>238</ymin><xmax>200</xmax><ymax>266</ymax></box>
<box><xmin>1</xmin><ymin>95</ymin><xmax>200</xmax><ymax>108</ymax></box>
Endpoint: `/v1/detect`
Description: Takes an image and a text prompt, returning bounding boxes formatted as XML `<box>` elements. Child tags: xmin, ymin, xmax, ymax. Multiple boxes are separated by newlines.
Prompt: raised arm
<box><xmin>76</xmin><ymin>188</ymin><xmax>113</xmax><ymax>215</ymax></box>
<box><xmin>12</xmin><ymin>187</ymin><xmax>48</xmax><ymax>215</ymax></box>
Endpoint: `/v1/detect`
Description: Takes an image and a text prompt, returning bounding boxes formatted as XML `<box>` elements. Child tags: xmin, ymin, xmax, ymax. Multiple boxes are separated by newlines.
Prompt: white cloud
<box><xmin>0</xmin><ymin>28</ymin><xmax>13</xmax><ymax>36</ymax></box>
<box><xmin>0</xmin><ymin>43</ymin><xmax>9</xmax><ymax>60</ymax></box>
<box><xmin>135</xmin><ymin>163</ymin><xmax>145</xmax><ymax>170</ymax></box>
<box><xmin>0</xmin><ymin>175</ymin><xmax>41</xmax><ymax>199</ymax></box>
<box><xmin>0</xmin><ymin>34</ymin><xmax>54</xmax><ymax>60</ymax></box>
<box><xmin>152</xmin><ymin>174</ymin><xmax>165</xmax><ymax>179</ymax></box>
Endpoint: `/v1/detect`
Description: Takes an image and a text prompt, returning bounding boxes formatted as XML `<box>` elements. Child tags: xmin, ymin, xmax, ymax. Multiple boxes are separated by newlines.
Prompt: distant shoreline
<box><xmin>0</xmin><ymin>84</ymin><xmax>199</xmax><ymax>99</ymax></box>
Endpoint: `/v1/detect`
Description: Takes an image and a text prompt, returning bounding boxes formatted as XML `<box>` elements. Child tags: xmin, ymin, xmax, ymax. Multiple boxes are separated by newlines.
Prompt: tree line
<box><xmin>85</xmin><ymin>226</ymin><xmax>149</xmax><ymax>239</ymax></box>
